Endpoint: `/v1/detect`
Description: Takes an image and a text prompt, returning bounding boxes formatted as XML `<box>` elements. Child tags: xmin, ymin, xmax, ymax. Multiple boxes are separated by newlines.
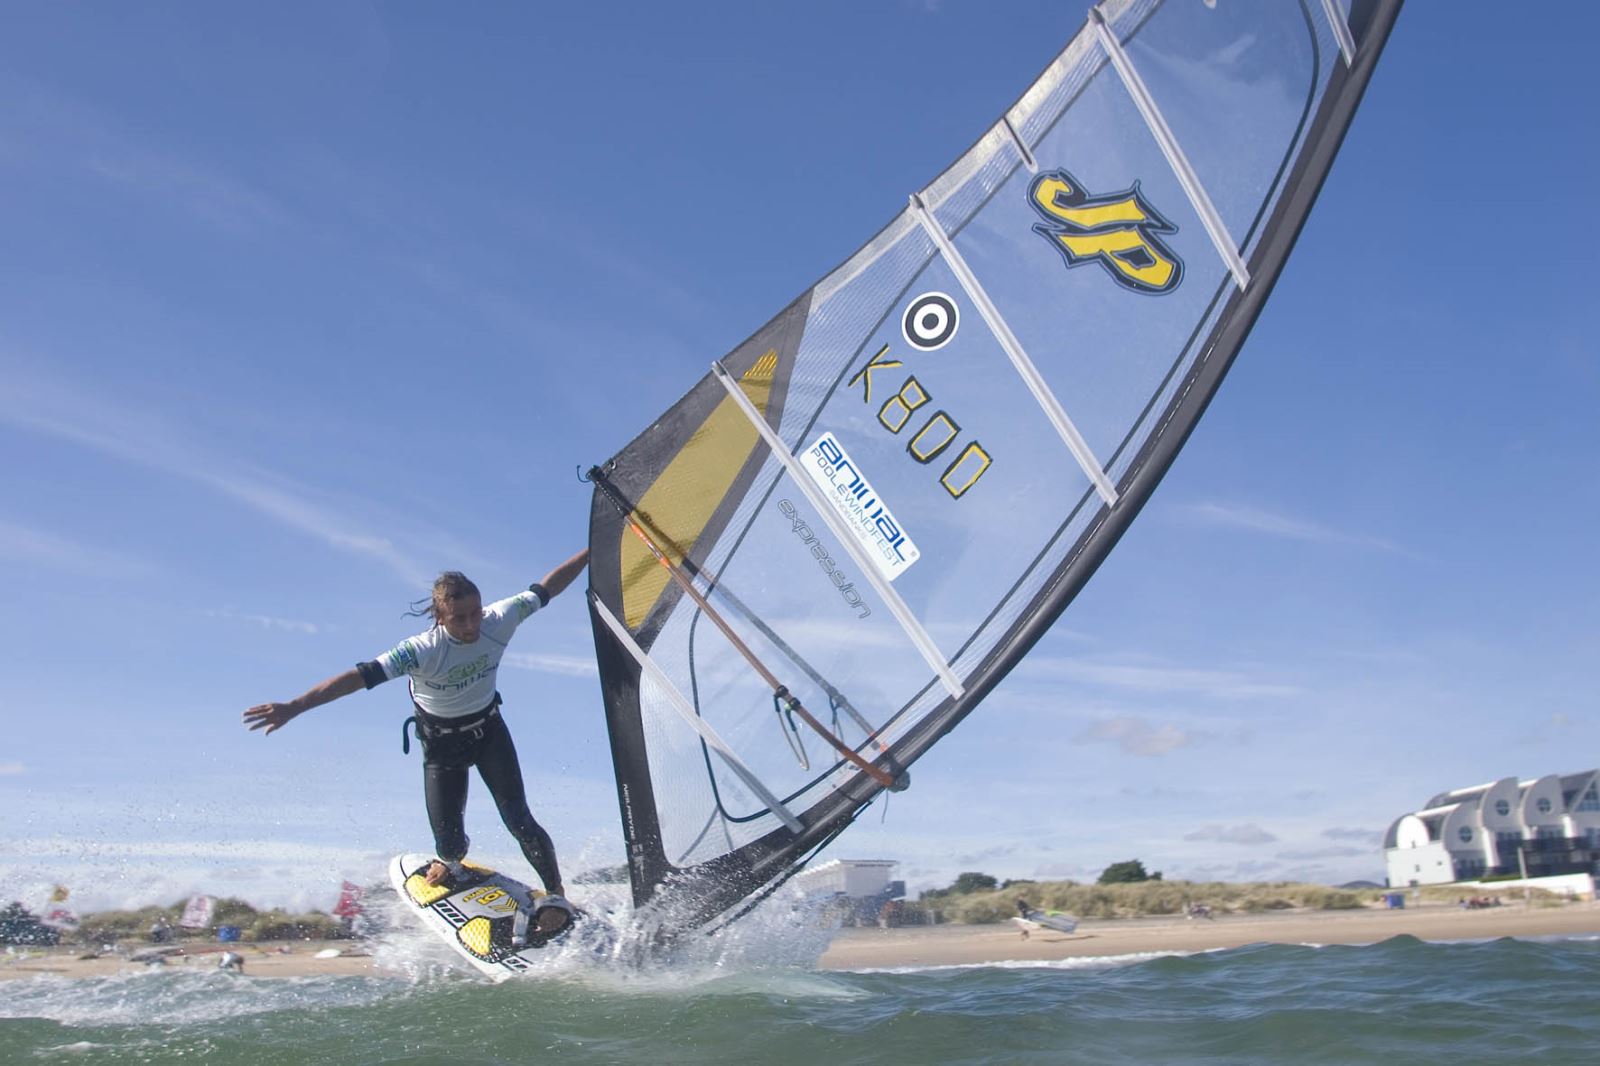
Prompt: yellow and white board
<box><xmin>388</xmin><ymin>852</ymin><xmax>563</xmax><ymax>981</ymax></box>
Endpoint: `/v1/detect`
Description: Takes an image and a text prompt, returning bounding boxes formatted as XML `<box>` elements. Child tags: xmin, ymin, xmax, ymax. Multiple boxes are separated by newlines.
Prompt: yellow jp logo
<box><xmin>1028</xmin><ymin>169</ymin><xmax>1183</xmax><ymax>295</ymax></box>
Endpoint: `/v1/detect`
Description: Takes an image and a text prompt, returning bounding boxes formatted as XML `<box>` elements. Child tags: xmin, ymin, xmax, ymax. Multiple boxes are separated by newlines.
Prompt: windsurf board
<box><xmin>1011</xmin><ymin>908</ymin><xmax>1078</xmax><ymax>937</ymax></box>
<box><xmin>387</xmin><ymin>853</ymin><xmax>581</xmax><ymax>980</ymax></box>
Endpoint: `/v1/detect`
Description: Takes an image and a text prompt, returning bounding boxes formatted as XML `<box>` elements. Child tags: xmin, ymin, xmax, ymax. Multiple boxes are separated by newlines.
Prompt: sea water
<box><xmin>4</xmin><ymin>928</ymin><xmax>1598</xmax><ymax>1064</ymax></box>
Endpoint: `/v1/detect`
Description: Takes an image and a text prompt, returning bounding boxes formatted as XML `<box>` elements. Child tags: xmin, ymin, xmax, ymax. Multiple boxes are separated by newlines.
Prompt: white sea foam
<box><xmin>839</xmin><ymin>949</ymin><xmax>1200</xmax><ymax>976</ymax></box>
<box><xmin>352</xmin><ymin>876</ymin><xmax>856</xmax><ymax>999</ymax></box>
<box><xmin>0</xmin><ymin>969</ymin><xmax>399</xmax><ymax>1028</ymax></box>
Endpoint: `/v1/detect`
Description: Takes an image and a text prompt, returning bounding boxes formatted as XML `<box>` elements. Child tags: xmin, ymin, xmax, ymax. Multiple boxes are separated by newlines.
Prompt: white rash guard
<box><xmin>365</xmin><ymin>585</ymin><xmax>548</xmax><ymax>719</ymax></box>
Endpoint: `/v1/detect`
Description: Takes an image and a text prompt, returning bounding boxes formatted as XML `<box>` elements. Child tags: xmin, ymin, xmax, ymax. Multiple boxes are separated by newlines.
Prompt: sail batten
<box><xmin>591</xmin><ymin>593</ymin><xmax>805</xmax><ymax>833</ymax></box>
<box><xmin>710</xmin><ymin>359</ymin><xmax>966</xmax><ymax>699</ymax></box>
<box><xmin>909</xmin><ymin>192</ymin><xmax>1120</xmax><ymax>507</ymax></box>
<box><xmin>588</xmin><ymin>0</ymin><xmax>1403</xmax><ymax>932</ymax></box>
<box><xmin>1000</xmin><ymin>116</ymin><xmax>1039</xmax><ymax>174</ymax></box>
<box><xmin>1319</xmin><ymin>0</ymin><xmax>1359</xmax><ymax>66</ymax></box>
<box><xmin>1090</xmin><ymin>7</ymin><xmax>1251</xmax><ymax>291</ymax></box>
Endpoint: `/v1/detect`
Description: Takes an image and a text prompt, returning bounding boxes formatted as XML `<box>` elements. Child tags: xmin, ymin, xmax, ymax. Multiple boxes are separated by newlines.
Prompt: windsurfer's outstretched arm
<box><xmin>536</xmin><ymin>548</ymin><xmax>589</xmax><ymax>600</ymax></box>
<box><xmin>244</xmin><ymin>667</ymin><xmax>364</xmax><ymax>735</ymax></box>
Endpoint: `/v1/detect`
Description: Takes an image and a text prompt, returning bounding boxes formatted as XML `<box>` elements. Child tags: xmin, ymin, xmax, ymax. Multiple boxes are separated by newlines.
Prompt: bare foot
<box><xmin>424</xmin><ymin>860</ymin><xmax>451</xmax><ymax>886</ymax></box>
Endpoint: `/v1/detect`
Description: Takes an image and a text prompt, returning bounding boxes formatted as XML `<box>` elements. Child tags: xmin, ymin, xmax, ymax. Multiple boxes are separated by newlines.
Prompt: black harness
<box><xmin>401</xmin><ymin>693</ymin><xmax>502</xmax><ymax>754</ymax></box>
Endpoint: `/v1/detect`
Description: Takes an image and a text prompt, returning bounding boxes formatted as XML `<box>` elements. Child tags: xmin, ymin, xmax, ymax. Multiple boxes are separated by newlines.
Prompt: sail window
<box><xmin>711</xmin><ymin>359</ymin><xmax>965</xmax><ymax>699</ymax></box>
<box><xmin>1089</xmin><ymin>8</ymin><xmax>1250</xmax><ymax>292</ymax></box>
<box><xmin>909</xmin><ymin>193</ymin><xmax>1119</xmax><ymax>506</ymax></box>
<box><xmin>590</xmin><ymin>592</ymin><xmax>803</xmax><ymax>833</ymax></box>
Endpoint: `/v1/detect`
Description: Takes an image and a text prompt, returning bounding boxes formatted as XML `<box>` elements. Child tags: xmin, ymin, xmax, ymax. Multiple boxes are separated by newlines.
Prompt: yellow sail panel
<box><xmin>621</xmin><ymin>352</ymin><xmax>777</xmax><ymax>628</ymax></box>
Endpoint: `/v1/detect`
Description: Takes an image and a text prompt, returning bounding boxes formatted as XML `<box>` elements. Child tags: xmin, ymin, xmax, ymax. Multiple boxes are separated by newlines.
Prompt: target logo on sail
<box><xmin>902</xmin><ymin>292</ymin><xmax>959</xmax><ymax>351</ymax></box>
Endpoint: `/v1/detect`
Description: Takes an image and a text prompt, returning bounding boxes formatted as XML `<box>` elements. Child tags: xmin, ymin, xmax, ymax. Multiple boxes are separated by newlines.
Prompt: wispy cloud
<box><xmin>204</xmin><ymin>608</ymin><xmax>321</xmax><ymax>636</ymax></box>
<box><xmin>4</xmin><ymin>76</ymin><xmax>291</xmax><ymax>236</ymax></box>
<box><xmin>7</xmin><ymin>836</ymin><xmax>379</xmax><ymax>865</ymax></box>
<box><xmin>0</xmin><ymin>763</ymin><xmax>25</xmax><ymax>776</ymax></box>
<box><xmin>1021</xmin><ymin>655</ymin><xmax>1301</xmax><ymax>700</ymax></box>
<box><xmin>1029</xmin><ymin>860</ymin><xmax>1101</xmax><ymax>882</ymax></box>
<box><xmin>1177</xmin><ymin>501</ymin><xmax>1405</xmax><ymax>553</ymax></box>
<box><xmin>199</xmin><ymin>474</ymin><xmax>427</xmax><ymax>583</ymax></box>
<box><xmin>952</xmin><ymin>842</ymin><xmax>1040</xmax><ymax>867</ymax></box>
<box><xmin>87</xmin><ymin>150</ymin><xmax>291</xmax><ymax>235</ymax></box>
<box><xmin>1183</xmin><ymin>823</ymin><xmax>1278</xmax><ymax>845</ymax></box>
<box><xmin>502</xmin><ymin>651</ymin><xmax>598</xmax><ymax>678</ymax></box>
<box><xmin>1174</xmin><ymin>859</ymin><xmax>1285</xmax><ymax>881</ymax></box>
<box><xmin>0</xmin><ymin>518</ymin><xmax>157</xmax><ymax>580</ymax></box>
<box><xmin>1514</xmin><ymin>712</ymin><xmax>1577</xmax><ymax>747</ymax></box>
<box><xmin>0</xmin><ymin>369</ymin><xmax>433</xmax><ymax>584</ymax></box>
<box><xmin>1277</xmin><ymin>845</ymin><xmax>1368</xmax><ymax>860</ymax></box>
<box><xmin>1322</xmin><ymin>826</ymin><xmax>1380</xmax><ymax>843</ymax></box>
<box><xmin>1076</xmin><ymin>715</ymin><xmax>1199</xmax><ymax>756</ymax></box>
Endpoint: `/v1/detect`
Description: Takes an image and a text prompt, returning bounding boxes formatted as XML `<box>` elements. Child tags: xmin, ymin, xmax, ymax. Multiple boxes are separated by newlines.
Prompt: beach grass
<box><xmin>911</xmin><ymin>879</ymin><xmax>1555</xmax><ymax>924</ymax></box>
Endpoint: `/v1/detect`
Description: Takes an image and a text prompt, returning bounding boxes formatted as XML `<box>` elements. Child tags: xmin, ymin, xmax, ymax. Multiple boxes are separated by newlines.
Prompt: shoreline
<box><xmin>4</xmin><ymin>902</ymin><xmax>1597</xmax><ymax>981</ymax></box>
<box><xmin>818</xmin><ymin>900</ymin><xmax>1600</xmax><ymax>970</ymax></box>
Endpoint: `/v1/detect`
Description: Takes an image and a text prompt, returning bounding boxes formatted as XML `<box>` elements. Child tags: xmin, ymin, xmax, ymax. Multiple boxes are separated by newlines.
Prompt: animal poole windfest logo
<box><xmin>800</xmin><ymin>433</ymin><xmax>920</xmax><ymax>582</ymax></box>
<box><xmin>1028</xmin><ymin>167</ymin><xmax>1183</xmax><ymax>295</ymax></box>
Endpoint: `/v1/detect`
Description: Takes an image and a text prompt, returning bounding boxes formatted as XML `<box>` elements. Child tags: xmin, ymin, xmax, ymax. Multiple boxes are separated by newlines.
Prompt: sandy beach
<box><xmin>4</xmin><ymin>901</ymin><xmax>1597</xmax><ymax>981</ymax></box>
<box><xmin>818</xmin><ymin>900</ymin><xmax>1600</xmax><ymax>970</ymax></box>
<box><xmin>0</xmin><ymin>941</ymin><xmax>378</xmax><ymax>981</ymax></box>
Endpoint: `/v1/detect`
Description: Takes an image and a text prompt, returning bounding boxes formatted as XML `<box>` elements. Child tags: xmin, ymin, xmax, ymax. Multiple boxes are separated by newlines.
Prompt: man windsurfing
<box><xmin>244</xmin><ymin>549</ymin><xmax>589</xmax><ymax>940</ymax></box>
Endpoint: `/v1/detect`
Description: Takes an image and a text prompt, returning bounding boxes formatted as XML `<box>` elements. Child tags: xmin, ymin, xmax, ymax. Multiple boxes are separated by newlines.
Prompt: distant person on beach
<box><xmin>1015</xmin><ymin>898</ymin><xmax>1034</xmax><ymax>938</ymax></box>
<box><xmin>244</xmin><ymin>550</ymin><xmax>589</xmax><ymax>925</ymax></box>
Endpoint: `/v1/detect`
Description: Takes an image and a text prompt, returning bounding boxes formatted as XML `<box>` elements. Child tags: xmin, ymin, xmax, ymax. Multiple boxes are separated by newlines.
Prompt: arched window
<box><xmin>1536</xmin><ymin>797</ymin><xmax>1553</xmax><ymax>815</ymax></box>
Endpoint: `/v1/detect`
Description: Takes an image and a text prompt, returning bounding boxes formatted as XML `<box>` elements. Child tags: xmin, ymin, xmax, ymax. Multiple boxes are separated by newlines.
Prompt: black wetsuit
<box><xmin>413</xmin><ymin>700</ymin><xmax>562</xmax><ymax>893</ymax></box>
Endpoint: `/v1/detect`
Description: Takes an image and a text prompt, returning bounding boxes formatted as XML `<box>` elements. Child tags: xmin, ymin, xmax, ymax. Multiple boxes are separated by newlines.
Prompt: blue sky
<box><xmin>2</xmin><ymin>1</ymin><xmax>1595</xmax><ymax>915</ymax></box>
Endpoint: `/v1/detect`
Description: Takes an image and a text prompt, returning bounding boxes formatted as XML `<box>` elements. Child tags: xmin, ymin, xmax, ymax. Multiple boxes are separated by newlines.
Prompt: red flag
<box><xmin>332</xmin><ymin>881</ymin><xmax>364</xmax><ymax>918</ymax></box>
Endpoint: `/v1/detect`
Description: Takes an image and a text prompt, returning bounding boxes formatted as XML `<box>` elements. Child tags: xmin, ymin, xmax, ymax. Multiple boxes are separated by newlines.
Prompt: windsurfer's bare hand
<box><xmin>242</xmin><ymin>669</ymin><xmax>362</xmax><ymax>735</ymax></box>
<box><xmin>243</xmin><ymin>701</ymin><xmax>302</xmax><ymax>735</ymax></box>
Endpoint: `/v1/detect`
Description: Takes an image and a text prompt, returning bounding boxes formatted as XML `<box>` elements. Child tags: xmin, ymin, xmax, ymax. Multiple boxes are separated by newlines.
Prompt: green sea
<box><xmin>4</xmin><ymin>925</ymin><xmax>1598</xmax><ymax>1064</ymax></box>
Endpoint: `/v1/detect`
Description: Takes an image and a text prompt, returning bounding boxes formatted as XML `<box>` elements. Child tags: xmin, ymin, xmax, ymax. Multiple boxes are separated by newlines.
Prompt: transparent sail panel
<box><xmin>1111</xmin><ymin>0</ymin><xmax>1341</xmax><ymax>264</ymax></box>
<box><xmin>589</xmin><ymin>0</ymin><xmax>1403</xmax><ymax>924</ymax></box>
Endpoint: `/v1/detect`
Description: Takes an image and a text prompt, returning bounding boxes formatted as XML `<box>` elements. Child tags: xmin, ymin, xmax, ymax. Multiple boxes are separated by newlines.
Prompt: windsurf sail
<box><xmin>40</xmin><ymin>887</ymin><xmax>79</xmax><ymax>933</ymax></box>
<box><xmin>1016</xmin><ymin>908</ymin><xmax>1079</xmax><ymax>935</ymax></box>
<box><xmin>588</xmin><ymin>0</ymin><xmax>1402</xmax><ymax>931</ymax></box>
<box><xmin>179</xmin><ymin>893</ymin><xmax>215</xmax><ymax>930</ymax></box>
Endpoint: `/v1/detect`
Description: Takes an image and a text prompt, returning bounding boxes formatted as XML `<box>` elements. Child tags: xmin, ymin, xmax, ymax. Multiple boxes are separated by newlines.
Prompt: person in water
<box><xmin>244</xmin><ymin>550</ymin><xmax>589</xmax><ymax>922</ymax></box>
